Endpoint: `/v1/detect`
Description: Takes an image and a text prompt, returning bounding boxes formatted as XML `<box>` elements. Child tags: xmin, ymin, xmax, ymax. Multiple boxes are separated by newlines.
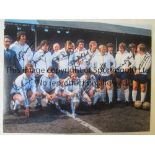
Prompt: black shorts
<box><xmin>94</xmin><ymin>74</ymin><xmax>112</xmax><ymax>81</ymax></box>
<box><xmin>102</xmin><ymin>75</ymin><xmax>113</xmax><ymax>83</ymax></box>
<box><xmin>116</xmin><ymin>72</ymin><xmax>129</xmax><ymax>80</ymax></box>
<box><xmin>133</xmin><ymin>74</ymin><xmax>148</xmax><ymax>84</ymax></box>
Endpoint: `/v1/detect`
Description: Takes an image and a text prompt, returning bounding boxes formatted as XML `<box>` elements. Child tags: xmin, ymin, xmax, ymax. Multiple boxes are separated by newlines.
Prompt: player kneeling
<box><xmin>10</xmin><ymin>63</ymin><xmax>37</xmax><ymax>117</ymax></box>
<box><xmin>38</xmin><ymin>67</ymin><xmax>60</xmax><ymax>109</ymax></box>
<box><xmin>55</xmin><ymin>79</ymin><xmax>68</xmax><ymax>105</ymax></box>
<box><xmin>64</xmin><ymin>69</ymin><xmax>81</xmax><ymax>118</ymax></box>
<box><xmin>80</xmin><ymin>69</ymin><xmax>97</xmax><ymax>106</ymax></box>
<box><xmin>132</xmin><ymin>44</ymin><xmax>151</xmax><ymax>109</ymax></box>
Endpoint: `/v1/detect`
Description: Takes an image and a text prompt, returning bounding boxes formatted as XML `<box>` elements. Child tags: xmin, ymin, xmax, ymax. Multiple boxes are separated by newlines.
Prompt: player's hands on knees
<box><xmin>96</xmin><ymin>88</ymin><xmax>102</xmax><ymax>92</ymax></box>
<box><xmin>61</xmin><ymin>93</ymin><xmax>66</xmax><ymax>97</ymax></box>
<box><xmin>86</xmin><ymin>96</ymin><xmax>92</xmax><ymax>105</ymax></box>
<box><xmin>89</xmin><ymin>89</ymin><xmax>94</xmax><ymax>97</ymax></box>
<box><xmin>70</xmin><ymin>92</ymin><xmax>75</xmax><ymax>97</ymax></box>
<box><xmin>30</xmin><ymin>93</ymin><xmax>36</xmax><ymax>102</ymax></box>
<box><xmin>51</xmin><ymin>93</ymin><xmax>56</xmax><ymax>99</ymax></box>
<box><xmin>46</xmin><ymin>94</ymin><xmax>52</xmax><ymax>100</ymax></box>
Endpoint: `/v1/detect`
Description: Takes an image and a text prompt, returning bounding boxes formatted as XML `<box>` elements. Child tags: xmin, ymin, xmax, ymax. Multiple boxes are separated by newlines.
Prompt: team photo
<box><xmin>3</xmin><ymin>20</ymin><xmax>151</xmax><ymax>133</ymax></box>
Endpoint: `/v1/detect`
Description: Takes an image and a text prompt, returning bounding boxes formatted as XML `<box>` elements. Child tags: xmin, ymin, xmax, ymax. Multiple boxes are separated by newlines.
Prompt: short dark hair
<box><xmin>38</xmin><ymin>40</ymin><xmax>49</xmax><ymax>50</ymax></box>
<box><xmin>17</xmin><ymin>31</ymin><xmax>26</xmax><ymax>41</ymax></box>
<box><xmin>106</xmin><ymin>43</ymin><xmax>113</xmax><ymax>48</ymax></box>
<box><xmin>89</xmin><ymin>41</ymin><xmax>97</xmax><ymax>49</ymax></box>
<box><xmin>47</xmin><ymin>66</ymin><xmax>55</xmax><ymax>73</ymax></box>
<box><xmin>99</xmin><ymin>44</ymin><xmax>107</xmax><ymax>49</ymax></box>
<box><xmin>4</xmin><ymin>35</ymin><xmax>12</xmax><ymax>41</ymax></box>
<box><xmin>65</xmin><ymin>40</ymin><xmax>73</xmax><ymax>46</ymax></box>
<box><xmin>129</xmin><ymin>43</ymin><xmax>136</xmax><ymax>49</ymax></box>
<box><xmin>76</xmin><ymin>39</ymin><xmax>84</xmax><ymax>46</ymax></box>
<box><xmin>137</xmin><ymin>43</ymin><xmax>146</xmax><ymax>52</ymax></box>
<box><xmin>24</xmin><ymin>63</ymin><xmax>34</xmax><ymax>73</ymax></box>
<box><xmin>69</xmin><ymin>68</ymin><xmax>77</xmax><ymax>77</ymax></box>
<box><xmin>40</xmin><ymin>40</ymin><xmax>49</xmax><ymax>46</ymax></box>
<box><xmin>119</xmin><ymin>42</ymin><xmax>126</xmax><ymax>50</ymax></box>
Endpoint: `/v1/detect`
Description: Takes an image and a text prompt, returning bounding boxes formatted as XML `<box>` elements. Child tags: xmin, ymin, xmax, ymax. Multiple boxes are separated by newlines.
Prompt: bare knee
<box><xmin>121</xmin><ymin>79</ymin><xmax>129</xmax><ymax>90</ymax></box>
<box><xmin>106</xmin><ymin>81</ymin><xmax>113</xmax><ymax>90</ymax></box>
<box><xmin>141</xmin><ymin>84</ymin><xmax>146</xmax><ymax>92</ymax></box>
<box><xmin>13</xmin><ymin>94</ymin><xmax>24</xmax><ymax>103</ymax></box>
<box><xmin>133</xmin><ymin>81</ymin><xmax>138</xmax><ymax>90</ymax></box>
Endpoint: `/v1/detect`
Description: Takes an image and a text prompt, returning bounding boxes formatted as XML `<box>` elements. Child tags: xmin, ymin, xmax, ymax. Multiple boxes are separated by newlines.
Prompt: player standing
<box><xmin>128</xmin><ymin>43</ymin><xmax>137</xmax><ymax>58</ymax></box>
<box><xmin>132</xmin><ymin>43</ymin><xmax>151</xmax><ymax>106</ymax></box>
<box><xmin>87</xmin><ymin>41</ymin><xmax>99</xmax><ymax>68</ymax></box>
<box><xmin>107</xmin><ymin>43</ymin><xmax>115</xmax><ymax>57</ymax></box>
<box><xmin>10</xmin><ymin>31</ymin><xmax>33</xmax><ymax>71</ymax></box>
<box><xmin>73</xmin><ymin>39</ymin><xmax>88</xmax><ymax>77</ymax></box>
<box><xmin>52</xmin><ymin>40</ymin><xmax>75</xmax><ymax>79</ymax></box>
<box><xmin>91</xmin><ymin>44</ymin><xmax>115</xmax><ymax>104</ymax></box>
<box><xmin>32</xmin><ymin>40</ymin><xmax>53</xmax><ymax>109</ymax></box>
<box><xmin>115</xmin><ymin>42</ymin><xmax>135</xmax><ymax>104</ymax></box>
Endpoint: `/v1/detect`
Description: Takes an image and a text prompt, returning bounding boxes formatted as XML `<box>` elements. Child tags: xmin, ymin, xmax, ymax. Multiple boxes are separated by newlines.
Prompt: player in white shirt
<box><xmin>32</xmin><ymin>40</ymin><xmax>53</xmax><ymax>109</ymax></box>
<box><xmin>64</xmin><ymin>69</ymin><xmax>81</xmax><ymax>117</ymax></box>
<box><xmin>91</xmin><ymin>45</ymin><xmax>115</xmax><ymax>104</ymax></box>
<box><xmin>52</xmin><ymin>40</ymin><xmax>75</xmax><ymax>79</ymax></box>
<box><xmin>107</xmin><ymin>43</ymin><xmax>115</xmax><ymax>57</ymax></box>
<box><xmin>38</xmin><ymin>67</ymin><xmax>60</xmax><ymax>107</ymax></box>
<box><xmin>73</xmin><ymin>39</ymin><xmax>88</xmax><ymax>77</ymax></box>
<box><xmin>132</xmin><ymin>44</ymin><xmax>151</xmax><ymax>106</ymax></box>
<box><xmin>128</xmin><ymin>43</ymin><xmax>137</xmax><ymax>102</ymax></box>
<box><xmin>128</xmin><ymin>43</ymin><xmax>137</xmax><ymax>58</ymax></box>
<box><xmin>32</xmin><ymin>40</ymin><xmax>53</xmax><ymax>79</ymax></box>
<box><xmin>55</xmin><ymin>79</ymin><xmax>67</xmax><ymax>105</ymax></box>
<box><xmin>80</xmin><ymin>69</ymin><xmax>97</xmax><ymax>106</ymax></box>
<box><xmin>51</xmin><ymin>43</ymin><xmax>61</xmax><ymax>68</ymax></box>
<box><xmin>87</xmin><ymin>41</ymin><xmax>99</xmax><ymax>68</ymax></box>
<box><xmin>10</xmin><ymin>31</ymin><xmax>33</xmax><ymax>71</ymax></box>
<box><xmin>115</xmin><ymin>42</ymin><xmax>135</xmax><ymax>104</ymax></box>
<box><xmin>72</xmin><ymin>42</ymin><xmax>75</xmax><ymax>51</ymax></box>
<box><xmin>10</xmin><ymin>63</ymin><xmax>37</xmax><ymax>117</ymax></box>
<box><xmin>52</xmin><ymin>42</ymin><xmax>61</xmax><ymax>54</ymax></box>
